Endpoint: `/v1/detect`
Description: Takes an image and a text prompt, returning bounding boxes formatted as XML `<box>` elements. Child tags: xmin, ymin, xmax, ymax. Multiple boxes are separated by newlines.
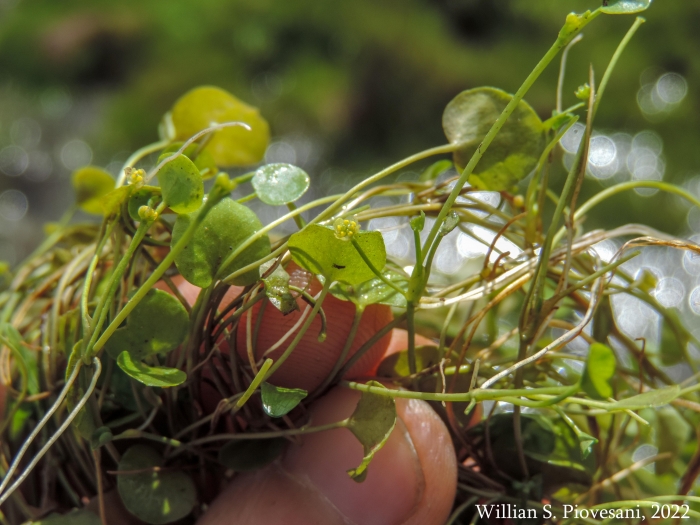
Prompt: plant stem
<box><xmin>350</xmin><ymin>238</ymin><xmax>405</xmax><ymax>296</ymax></box>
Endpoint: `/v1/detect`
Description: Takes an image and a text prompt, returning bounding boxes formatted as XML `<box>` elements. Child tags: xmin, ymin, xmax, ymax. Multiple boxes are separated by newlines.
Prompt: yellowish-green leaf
<box><xmin>609</xmin><ymin>385</ymin><xmax>681</xmax><ymax>411</ymax></box>
<box><xmin>156</xmin><ymin>153</ymin><xmax>204</xmax><ymax>214</ymax></box>
<box><xmin>72</xmin><ymin>166</ymin><xmax>115</xmax><ymax>215</ymax></box>
<box><xmin>168</xmin><ymin>86</ymin><xmax>269</xmax><ymax>167</ymax></box>
<box><xmin>116</xmin><ymin>352</ymin><xmax>186</xmax><ymax>388</ymax></box>
<box><xmin>581</xmin><ymin>343</ymin><xmax>616</xmax><ymax>400</ymax></box>
<box><xmin>288</xmin><ymin>224</ymin><xmax>386</xmax><ymax>286</ymax></box>
<box><xmin>601</xmin><ymin>0</ymin><xmax>651</xmax><ymax>14</ymax></box>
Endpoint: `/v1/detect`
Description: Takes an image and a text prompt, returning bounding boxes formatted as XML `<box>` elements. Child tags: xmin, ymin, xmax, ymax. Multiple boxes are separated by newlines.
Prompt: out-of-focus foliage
<box><xmin>0</xmin><ymin>0</ymin><xmax>699</xmax><ymax>259</ymax></box>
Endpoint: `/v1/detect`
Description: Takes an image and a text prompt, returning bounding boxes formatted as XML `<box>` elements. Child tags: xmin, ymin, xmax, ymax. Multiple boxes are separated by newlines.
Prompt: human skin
<box><xmin>0</xmin><ymin>269</ymin><xmax>461</xmax><ymax>525</ymax></box>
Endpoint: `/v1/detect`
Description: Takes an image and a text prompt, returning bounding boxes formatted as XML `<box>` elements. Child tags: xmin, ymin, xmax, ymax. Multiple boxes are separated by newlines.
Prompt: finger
<box><xmin>198</xmin><ymin>386</ymin><xmax>457</xmax><ymax>525</ymax></box>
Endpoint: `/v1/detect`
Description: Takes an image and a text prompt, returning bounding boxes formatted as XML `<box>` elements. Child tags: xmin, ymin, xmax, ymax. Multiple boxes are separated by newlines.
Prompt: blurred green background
<box><xmin>0</xmin><ymin>0</ymin><xmax>697</xmax><ymax>264</ymax></box>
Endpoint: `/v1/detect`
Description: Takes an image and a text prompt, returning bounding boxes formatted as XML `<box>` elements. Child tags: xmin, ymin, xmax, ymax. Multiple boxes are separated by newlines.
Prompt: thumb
<box><xmin>198</xmin><ymin>386</ymin><xmax>457</xmax><ymax>525</ymax></box>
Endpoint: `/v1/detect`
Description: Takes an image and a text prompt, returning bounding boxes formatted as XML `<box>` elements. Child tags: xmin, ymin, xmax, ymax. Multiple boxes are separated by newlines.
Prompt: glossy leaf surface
<box><xmin>218</xmin><ymin>438</ymin><xmax>286</xmax><ymax>472</ymax></box>
<box><xmin>252</xmin><ymin>163</ymin><xmax>310</xmax><ymax>205</ymax></box>
<box><xmin>72</xmin><ymin>166</ymin><xmax>115</xmax><ymax>215</ymax></box>
<box><xmin>345</xmin><ymin>381</ymin><xmax>397</xmax><ymax>482</ymax></box>
<box><xmin>442</xmin><ymin>87</ymin><xmax>545</xmax><ymax>191</ymax></box>
<box><xmin>172</xmin><ymin>197</ymin><xmax>271</xmax><ymax>287</ymax></box>
<box><xmin>581</xmin><ymin>343</ymin><xmax>616</xmax><ymax>400</ymax></box>
<box><xmin>168</xmin><ymin>86</ymin><xmax>269</xmax><ymax>167</ymax></box>
<box><xmin>601</xmin><ymin>0</ymin><xmax>651</xmax><ymax>14</ymax></box>
<box><xmin>117</xmin><ymin>445</ymin><xmax>196</xmax><ymax>524</ymax></box>
<box><xmin>288</xmin><ymin>224</ymin><xmax>386</xmax><ymax>286</ymax></box>
<box><xmin>156</xmin><ymin>153</ymin><xmax>204</xmax><ymax>214</ymax></box>
<box><xmin>260</xmin><ymin>381</ymin><xmax>307</xmax><ymax>417</ymax></box>
<box><xmin>331</xmin><ymin>270</ymin><xmax>408</xmax><ymax>308</ymax></box>
<box><xmin>105</xmin><ymin>288</ymin><xmax>189</xmax><ymax>360</ymax></box>
<box><xmin>261</xmin><ymin>261</ymin><xmax>299</xmax><ymax>314</ymax></box>
<box><xmin>116</xmin><ymin>351</ymin><xmax>186</xmax><ymax>388</ymax></box>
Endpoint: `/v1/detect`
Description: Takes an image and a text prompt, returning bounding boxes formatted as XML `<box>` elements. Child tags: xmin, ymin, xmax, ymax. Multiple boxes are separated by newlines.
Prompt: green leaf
<box><xmin>376</xmin><ymin>345</ymin><xmax>439</xmax><ymax>378</ymax></box>
<box><xmin>116</xmin><ymin>352</ymin><xmax>186</xmax><ymax>388</ymax></box>
<box><xmin>345</xmin><ymin>381</ymin><xmax>397</xmax><ymax>482</ymax></box>
<box><xmin>168</xmin><ymin>86</ymin><xmax>270</xmax><ymax>167</ymax></box>
<box><xmin>252</xmin><ymin>163</ymin><xmax>310</xmax><ymax>205</ymax></box>
<box><xmin>331</xmin><ymin>269</ymin><xmax>408</xmax><ymax>308</ymax></box>
<box><xmin>117</xmin><ymin>445</ymin><xmax>196</xmax><ymax>524</ymax></box>
<box><xmin>288</xmin><ymin>224</ymin><xmax>386</xmax><ymax>286</ymax></box>
<box><xmin>419</xmin><ymin>159</ymin><xmax>453</xmax><ymax>182</ymax></box>
<box><xmin>261</xmin><ymin>261</ymin><xmax>299</xmax><ymax>315</ymax></box>
<box><xmin>656</xmin><ymin>407</ymin><xmax>691</xmax><ymax>475</ymax></box>
<box><xmin>161</xmin><ymin>143</ymin><xmax>218</xmax><ymax>179</ymax></box>
<box><xmin>218</xmin><ymin>438</ymin><xmax>286</xmax><ymax>472</ymax></box>
<box><xmin>105</xmin><ymin>288</ymin><xmax>189</xmax><ymax>361</ymax></box>
<box><xmin>172</xmin><ymin>197</ymin><xmax>271</xmax><ymax>287</ymax></box>
<box><xmin>410</xmin><ymin>211</ymin><xmax>425</xmax><ymax>233</ymax></box>
<box><xmin>100</xmin><ymin>185</ymin><xmax>134</xmax><ymax>216</ymax></box>
<box><xmin>581</xmin><ymin>343</ymin><xmax>616</xmax><ymax>400</ymax></box>
<box><xmin>577</xmin><ymin>432</ymin><xmax>598</xmax><ymax>459</ymax></box>
<box><xmin>260</xmin><ymin>381</ymin><xmax>307</xmax><ymax>417</ymax></box>
<box><xmin>609</xmin><ymin>385</ymin><xmax>681</xmax><ymax>411</ymax></box>
<box><xmin>156</xmin><ymin>153</ymin><xmax>204</xmax><ymax>214</ymax></box>
<box><xmin>442</xmin><ymin>87</ymin><xmax>546</xmax><ymax>191</ymax></box>
<box><xmin>128</xmin><ymin>186</ymin><xmax>162</xmax><ymax>222</ymax></box>
<box><xmin>440</xmin><ymin>211</ymin><xmax>460</xmax><ymax>236</ymax></box>
<box><xmin>33</xmin><ymin>509</ymin><xmax>101</xmax><ymax>525</ymax></box>
<box><xmin>601</xmin><ymin>0</ymin><xmax>651</xmax><ymax>14</ymax></box>
<box><xmin>72</xmin><ymin>166</ymin><xmax>116</xmax><ymax>215</ymax></box>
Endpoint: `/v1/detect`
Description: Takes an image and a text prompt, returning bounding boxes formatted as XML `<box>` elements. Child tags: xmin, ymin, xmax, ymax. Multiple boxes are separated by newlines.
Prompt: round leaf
<box><xmin>261</xmin><ymin>261</ymin><xmax>299</xmax><ymax>315</ymax></box>
<box><xmin>162</xmin><ymin>143</ymin><xmax>218</xmax><ymax>179</ymax></box>
<box><xmin>288</xmin><ymin>224</ymin><xmax>386</xmax><ymax>286</ymax></box>
<box><xmin>172</xmin><ymin>197</ymin><xmax>271</xmax><ymax>287</ymax></box>
<box><xmin>581</xmin><ymin>343</ymin><xmax>616</xmax><ymax>400</ymax></box>
<box><xmin>72</xmin><ymin>166</ymin><xmax>116</xmax><ymax>215</ymax></box>
<box><xmin>442</xmin><ymin>87</ymin><xmax>545</xmax><ymax>191</ymax></box>
<box><xmin>601</xmin><ymin>0</ymin><xmax>651</xmax><ymax>14</ymax></box>
<box><xmin>117</xmin><ymin>445</ymin><xmax>196</xmax><ymax>524</ymax></box>
<box><xmin>117</xmin><ymin>351</ymin><xmax>186</xmax><ymax>388</ymax></box>
<box><xmin>169</xmin><ymin>86</ymin><xmax>270</xmax><ymax>167</ymax></box>
<box><xmin>331</xmin><ymin>270</ymin><xmax>408</xmax><ymax>308</ymax></box>
<box><xmin>105</xmin><ymin>288</ymin><xmax>189</xmax><ymax>361</ymax></box>
<box><xmin>252</xmin><ymin>163</ymin><xmax>310</xmax><ymax>205</ymax></box>
<box><xmin>128</xmin><ymin>187</ymin><xmax>161</xmax><ymax>222</ymax></box>
<box><xmin>261</xmin><ymin>381</ymin><xmax>308</xmax><ymax>417</ymax></box>
<box><xmin>218</xmin><ymin>438</ymin><xmax>286</xmax><ymax>472</ymax></box>
<box><xmin>345</xmin><ymin>381</ymin><xmax>397</xmax><ymax>482</ymax></box>
<box><xmin>156</xmin><ymin>153</ymin><xmax>204</xmax><ymax>214</ymax></box>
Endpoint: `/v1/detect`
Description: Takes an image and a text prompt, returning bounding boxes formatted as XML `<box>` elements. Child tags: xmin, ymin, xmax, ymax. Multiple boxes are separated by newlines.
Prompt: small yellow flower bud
<box><xmin>333</xmin><ymin>217</ymin><xmax>359</xmax><ymax>240</ymax></box>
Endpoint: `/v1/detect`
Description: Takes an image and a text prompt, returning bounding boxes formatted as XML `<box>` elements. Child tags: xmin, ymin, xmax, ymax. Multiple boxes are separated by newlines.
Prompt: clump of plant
<box><xmin>1</xmin><ymin>1</ymin><xmax>699</xmax><ymax>524</ymax></box>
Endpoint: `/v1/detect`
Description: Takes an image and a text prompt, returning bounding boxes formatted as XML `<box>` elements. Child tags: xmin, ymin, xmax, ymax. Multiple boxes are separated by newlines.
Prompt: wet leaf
<box><xmin>260</xmin><ymin>381</ymin><xmax>307</xmax><ymax>417</ymax></box>
<box><xmin>117</xmin><ymin>445</ymin><xmax>196</xmax><ymax>524</ymax></box>
<box><xmin>288</xmin><ymin>224</ymin><xmax>386</xmax><ymax>286</ymax></box>
<box><xmin>601</xmin><ymin>0</ymin><xmax>651</xmax><ymax>14</ymax></box>
<box><xmin>609</xmin><ymin>385</ymin><xmax>681</xmax><ymax>411</ymax></box>
<box><xmin>128</xmin><ymin>187</ymin><xmax>161</xmax><ymax>222</ymax></box>
<box><xmin>172</xmin><ymin>197</ymin><xmax>271</xmax><ymax>287</ymax></box>
<box><xmin>442</xmin><ymin>87</ymin><xmax>546</xmax><ymax>191</ymax></box>
<box><xmin>419</xmin><ymin>159</ymin><xmax>453</xmax><ymax>182</ymax></box>
<box><xmin>72</xmin><ymin>166</ymin><xmax>116</xmax><ymax>215</ymax></box>
<box><xmin>105</xmin><ymin>288</ymin><xmax>189</xmax><ymax>361</ymax></box>
<box><xmin>261</xmin><ymin>261</ymin><xmax>299</xmax><ymax>315</ymax></box>
<box><xmin>331</xmin><ymin>269</ymin><xmax>408</xmax><ymax>308</ymax></box>
<box><xmin>156</xmin><ymin>153</ymin><xmax>204</xmax><ymax>214</ymax></box>
<box><xmin>656</xmin><ymin>407</ymin><xmax>691</xmax><ymax>475</ymax></box>
<box><xmin>252</xmin><ymin>163</ymin><xmax>310</xmax><ymax>205</ymax></box>
<box><xmin>33</xmin><ymin>509</ymin><xmax>101</xmax><ymax>525</ymax></box>
<box><xmin>218</xmin><ymin>438</ymin><xmax>287</xmax><ymax>472</ymax></box>
<box><xmin>116</xmin><ymin>351</ymin><xmax>186</xmax><ymax>388</ymax></box>
<box><xmin>345</xmin><ymin>381</ymin><xmax>397</xmax><ymax>482</ymax></box>
<box><xmin>168</xmin><ymin>86</ymin><xmax>269</xmax><ymax>167</ymax></box>
<box><xmin>581</xmin><ymin>343</ymin><xmax>616</xmax><ymax>400</ymax></box>
<box><xmin>440</xmin><ymin>211</ymin><xmax>460</xmax><ymax>236</ymax></box>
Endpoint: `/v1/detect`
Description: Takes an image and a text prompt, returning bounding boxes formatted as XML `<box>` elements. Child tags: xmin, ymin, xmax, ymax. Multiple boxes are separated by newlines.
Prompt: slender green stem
<box><xmin>287</xmin><ymin>202</ymin><xmax>306</xmax><ymax>229</ymax></box>
<box><xmin>350</xmin><ymin>238</ymin><xmax>405</xmax><ymax>296</ymax></box>
<box><xmin>235</xmin><ymin>358</ymin><xmax>273</xmax><ymax>410</ymax></box>
<box><xmin>117</xmin><ymin>140</ymin><xmax>169</xmax><ymax>186</ymax></box>
<box><xmin>264</xmin><ymin>278</ymin><xmax>332</xmax><ymax>380</ymax></box>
